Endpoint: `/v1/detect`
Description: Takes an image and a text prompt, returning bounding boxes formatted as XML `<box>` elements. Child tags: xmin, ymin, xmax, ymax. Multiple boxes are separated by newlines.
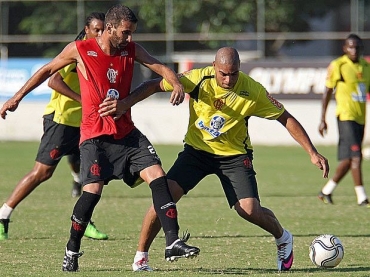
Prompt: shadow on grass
<box><xmin>91</xmin><ymin>266</ymin><xmax>370</xmax><ymax>275</ymax></box>
<box><xmin>182</xmin><ymin>233</ymin><xmax>370</xmax><ymax>239</ymax></box>
<box><xmin>12</xmin><ymin>232</ymin><xmax>370</xmax><ymax>241</ymax></box>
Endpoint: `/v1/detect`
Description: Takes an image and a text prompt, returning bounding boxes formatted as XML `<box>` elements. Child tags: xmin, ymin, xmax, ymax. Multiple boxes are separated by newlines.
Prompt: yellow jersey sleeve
<box><xmin>325</xmin><ymin>60</ymin><xmax>341</xmax><ymax>89</ymax></box>
<box><xmin>162</xmin><ymin>68</ymin><xmax>207</xmax><ymax>93</ymax></box>
<box><xmin>59</xmin><ymin>63</ymin><xmax>77</xmax><ymax>79</ymax></box>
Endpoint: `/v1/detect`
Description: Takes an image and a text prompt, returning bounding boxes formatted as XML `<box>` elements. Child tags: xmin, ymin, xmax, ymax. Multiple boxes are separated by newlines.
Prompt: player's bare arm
<box><xmin>318</xmin><ymin>87</ymin><xmax>334</xmax><ymax>137</ymax></box>
<box><xmin>0</xmin><ymin>42</ymin><xmax>79</xmax><ymax>119</ymax></box>
<box><xmin>134</xmin><ymin>43</ymin><xmax>184</xmax><ymax>105</ymax></box>
<box><xmin>48</xmin><ymin>72</ymin><xmax>81</xmax><ymax>103</ymax></box>
<box><xmin>99</xmin><ymin>78</ymin><xmax>163</xmax><ymax>120</ymax></box>
<box><xmin>277</xmin><ymin>110</ymin><xmax>330</xmax><ymax>178</ymax></box>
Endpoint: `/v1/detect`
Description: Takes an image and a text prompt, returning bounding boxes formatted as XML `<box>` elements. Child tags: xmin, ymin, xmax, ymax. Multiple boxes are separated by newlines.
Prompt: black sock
<box><xmin>150</xmin><ymin>176</ymin><xmax>179</xmax><ymax>246</ymax></box>
<box><xmin>66</xmin><ymin>191</ymin><xmax>101</xmax><ymax>252</ymax></box>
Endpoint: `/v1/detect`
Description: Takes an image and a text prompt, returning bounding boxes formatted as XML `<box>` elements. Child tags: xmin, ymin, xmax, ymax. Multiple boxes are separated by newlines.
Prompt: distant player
<box><xmin>99</xmin><ymin>47</ymin><xmax>330</xmax><ymax>272</ymax></box>
<box><xmin>318</xmin><ymin>34</ymin><xmax>370</xmax><ymax>206</ymax></box>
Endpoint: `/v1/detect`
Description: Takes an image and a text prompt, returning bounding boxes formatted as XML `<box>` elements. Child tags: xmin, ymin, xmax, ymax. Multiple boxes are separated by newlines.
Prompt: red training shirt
<box><xmin>76</xmin><ymin>38</ymin><xmax>136</xmax><ymax>144</ymax></box>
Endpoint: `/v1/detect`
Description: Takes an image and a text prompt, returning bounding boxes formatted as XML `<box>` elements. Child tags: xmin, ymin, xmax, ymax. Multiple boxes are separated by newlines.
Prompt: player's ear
<box><xmin>106</xmin><ymin>23</ymin><xmax>113</xmax><ymax>34</ymax></box>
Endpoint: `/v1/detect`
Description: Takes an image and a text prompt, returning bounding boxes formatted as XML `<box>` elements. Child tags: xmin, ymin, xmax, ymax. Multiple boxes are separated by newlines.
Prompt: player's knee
<box><xmin>33</xmin><ymin>163</ymin><xmax>56</xmax><ymax>182</ymax></box>
<box><xmin>234</xmin><ymin>198</ymin><xmax>259</xmax><ymax>219</ymax></box>
<box><xmin>31</xmin><ymin>169</ymin><xmax>53</xmax><ymax>183</ymax></box>
<box><xmin>351</xmin><ymin>156</ymin><xmax>361</xmax><ymax>168</ymax></box>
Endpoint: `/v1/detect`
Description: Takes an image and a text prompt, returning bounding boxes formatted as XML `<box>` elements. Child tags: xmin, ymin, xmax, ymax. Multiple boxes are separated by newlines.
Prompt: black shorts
<box><xmin>79</xmin><ymin>128</ymin><xmax>161</xmax><ymax>187</ymax></box>
<box><xmin>36</xmin><ymin>113</ymin><xmax>80</xmax><ymax>166</ymax></box>
<box><xmin>167</xmin><ymin>144</ymin><xmax>259</xmax><ymax>208</ymax></box>
<box><xmin>337</xmin><ymin>119</ymin><xmax>364</xmax><ymax>160</ymax></box>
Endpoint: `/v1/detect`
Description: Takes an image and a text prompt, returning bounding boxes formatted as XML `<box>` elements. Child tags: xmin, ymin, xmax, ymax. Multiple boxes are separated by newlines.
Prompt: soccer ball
<box><xmin>309</xmin><ymin>234</ymin><xmax>344</xmax><ymax>268</ymax></box>
<box><xmin>362</xmin><ymin>146</ymin><xmax>370</xmax><ymax>160</ymax></box>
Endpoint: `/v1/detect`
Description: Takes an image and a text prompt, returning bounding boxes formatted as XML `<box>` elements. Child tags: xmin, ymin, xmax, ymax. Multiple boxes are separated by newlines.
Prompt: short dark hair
<box><xmin>346</xmin><ymin>33</ymin><xmax>362</xmax><ymax>43</ymax></box>
<box><xmin>105</xmin><ymin>4</ymin><xmax>138</xmax><ymax>29</ymax></box>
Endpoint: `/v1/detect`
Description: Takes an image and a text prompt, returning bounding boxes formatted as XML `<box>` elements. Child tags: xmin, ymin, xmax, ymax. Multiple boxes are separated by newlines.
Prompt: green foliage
<box><xmin>19</xmin><ymin>2</ymin><xmax>77</xmax><ymax>35</ymax></box>
<box><xmin>125</xmin><ymin>0</ymin><xmax>340</xmax><ymax>34</ymax></box>
<box><xmin>8</xmin><ymin>0</ymin><xmax>346</xmax><ymax>56</ymax></box>
<box><xmin>1</xmin><ymin>142</ymin><xmax>370</xmax><ymax>276</ymax></box>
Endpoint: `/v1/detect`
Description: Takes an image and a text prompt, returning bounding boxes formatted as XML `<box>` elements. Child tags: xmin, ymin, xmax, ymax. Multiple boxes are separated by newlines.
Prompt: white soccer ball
<box><xmin>309</xmin><ymin>234</ymin><xmax>344</xmax><ymax>268</ymax></box>
<box><xmin>362</xmin><ymin>147</ymin><xmax>370</xmax><ymax>160</ymax></box>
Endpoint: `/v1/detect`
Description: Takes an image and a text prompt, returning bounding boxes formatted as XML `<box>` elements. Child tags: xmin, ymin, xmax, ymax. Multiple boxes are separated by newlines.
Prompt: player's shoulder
<box><xmin>330</xmin><ymin>55</ymin><xmax>347</xmax><ymax>66</ymax></box>
<box><xmin>326</xmin><ymin>56</ymin><xmax>346</xmax><ymax>73</ymax></box>
<box><xmin>239</xmin><ymin>70</ymin><xmax>262</xmax><ymax>87</ymax></box>
<box><xmin>198</xmin><ymin>66</ymin><xmax>215</xmax><ymax>77</ymax></box>
<box><xmin>179</xmin><ymin>66</ymin><xmax>213</xmax><ymax>80</ymax></box>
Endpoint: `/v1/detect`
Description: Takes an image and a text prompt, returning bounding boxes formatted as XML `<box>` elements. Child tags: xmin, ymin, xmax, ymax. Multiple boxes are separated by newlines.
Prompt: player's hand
<box><xmin>99</xmin><ymin>97</ymin><xmax>126</xmax><ymax>120</ymax></box>
<box><xmin>310</xmin><ymin>152</ymin><xmax>329</xmax><ymax>178</ymax></box>
<box><xmin>0</xmin><ymin>98</ymin><xmax>19</xmax><ymax>119</ymax></box>
<box><xmin>169</xmin><ymin>84</ymin><xmax>185</xmax><ymax>106</ymax></box>
<box><xmin>318</xmin><ymin>121</ymin><xmax>327</xmax><ymax>137</ymax></box>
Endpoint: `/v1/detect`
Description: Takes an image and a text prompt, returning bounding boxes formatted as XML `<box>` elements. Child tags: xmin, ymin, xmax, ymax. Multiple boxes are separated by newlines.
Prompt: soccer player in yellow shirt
<box><xmin>318</xmin><ymin>34</ymin><xmax>370</xmax><ymax>206</ymax></box>
<box><xmin>99</xmin><ymin>47</ymin><xmax>330</xmax><ymax>272</ymax></box>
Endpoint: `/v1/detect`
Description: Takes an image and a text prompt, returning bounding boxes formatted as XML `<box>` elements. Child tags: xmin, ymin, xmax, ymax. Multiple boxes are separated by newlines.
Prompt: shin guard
<box><xmin>149</xmin><ymin>176</ymin><xmax>179</xmax><ymax>245</ymax></box>
<box><xmin>67</xmin><ymin>191</ymin><xmax>101</xmax><ymax>252</ymax></box>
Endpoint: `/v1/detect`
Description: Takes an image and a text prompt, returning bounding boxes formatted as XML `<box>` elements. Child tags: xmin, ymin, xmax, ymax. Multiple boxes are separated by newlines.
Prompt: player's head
<box><xmin>104</xmin><ymin>5</ymin><xmax>138</xmax><ymax>49</ymax></box>
<box><xmin>213</xmin><ymin>47</ymin><xmax>240</xmax><ymax>89</ymax></box>
<box><xmin>75</xmin><ymin>12</ymin><xmax>105</xmax><ymax>41</ymax></box>
<box><xmin>343</xmin><ymin>33</ymin><xmax>363</xmax><ymax>62</ymax></box>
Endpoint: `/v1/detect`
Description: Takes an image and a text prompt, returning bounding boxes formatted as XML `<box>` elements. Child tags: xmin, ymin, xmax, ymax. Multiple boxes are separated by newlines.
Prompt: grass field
<box><xmin>1</xmin><ymin>141</ymin><xmax>370</xmax><ymax>277</ymax></box>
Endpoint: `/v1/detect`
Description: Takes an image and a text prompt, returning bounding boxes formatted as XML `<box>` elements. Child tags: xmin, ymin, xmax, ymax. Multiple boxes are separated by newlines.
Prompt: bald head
<box><xmin>213</xmin><ymin>47</ymin><xmax>240</xmax><ymax>89</ymax></box>
<box><xmin>215</xmin><ymin>47</ymin><xmax>240</xmax><ymax>66</ymax></box>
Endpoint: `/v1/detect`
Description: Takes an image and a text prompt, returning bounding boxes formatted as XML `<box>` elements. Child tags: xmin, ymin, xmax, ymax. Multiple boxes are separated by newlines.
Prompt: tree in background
<box><xmin>4</xmin><ymin>0</ymin><xmax>357</xmax><ymax>57</ymax></box>
<box><xmin>5</xmin><ymin>1</ymin><xmax>116</xmax><ymax>57</ymax></box>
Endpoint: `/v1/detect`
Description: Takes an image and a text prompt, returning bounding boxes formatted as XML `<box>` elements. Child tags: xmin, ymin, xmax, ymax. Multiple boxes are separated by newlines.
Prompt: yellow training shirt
<box><xmin>43</xmin><ymin>63</ymin><xmax>81</xmax><ymax>127</ymax></box>
<box><xmin>163</xmin><ymin>66</ymin><xmax>285</xmax><ymax>155</ymax></box>
<box><xmin>326</xmin><ymin>55</ymin><xmax>370</xmax><ymax>124</ymax></box>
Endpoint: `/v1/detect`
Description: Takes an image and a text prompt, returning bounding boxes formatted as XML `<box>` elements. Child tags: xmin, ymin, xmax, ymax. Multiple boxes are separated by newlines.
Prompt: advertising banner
<box><xmin>0</xmin><ymin>58</ymin><xmax>52</xmax><ymax>101</ymax></box>
<box><xmin>193</xmin><ymin>59</ymin><xmax>331</xmax><ymax>99</ymax></box>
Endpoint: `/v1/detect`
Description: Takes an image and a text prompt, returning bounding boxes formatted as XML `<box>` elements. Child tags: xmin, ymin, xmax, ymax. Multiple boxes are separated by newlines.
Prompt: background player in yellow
<box><xmin>0</xmin><ymin>12</ymin><xmax>108</xmax><ymax>240</ymax></box>
<box><xmin>98</xmin><ymin>47</ymin><xmax>330</xmax><ymax>272</ymax></box>
<box><xmin>318</xmin><ymin>34</ymin><xmax>370</xmax><ymax>206</ymax></box>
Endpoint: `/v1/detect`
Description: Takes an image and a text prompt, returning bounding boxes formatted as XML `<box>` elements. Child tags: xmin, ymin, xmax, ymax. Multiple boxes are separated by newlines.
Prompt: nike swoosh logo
<box><xmin>282</xmin><ymin>252</ymin><xmax>294</xmax><ymax>269</ymax></box>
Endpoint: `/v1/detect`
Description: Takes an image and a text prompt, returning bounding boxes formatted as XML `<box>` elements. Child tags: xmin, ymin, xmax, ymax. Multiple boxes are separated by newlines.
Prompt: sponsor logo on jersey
<box><xmin>120</xmin><ymin>51</ymin><xmax>128</xmax><ymax>56</ymax></box>
<box><xmin>239</xmin><ymin>90</ymin><xmax>249</xmax><ymax>96</ymax></box>
<box><xmin>352</xmin><ymin>83</ymin><xmax>367</xmax><ymax>102</ymax></box>
<box><xmin>266</xmin><ymin>93</ymin><xmax>283</xmax><ymax>109</ymax></box>
<box><xmin>197</xmin><ymin>115</ymin><xmax>226</xmax><ymax>138</ymax></box>
<box><xmin>107</xmin><ymin>68</ymin><xmax>118</xmax><ymax>83</ymax></box>
<box><xmin>87</xmin><ymin>51</ymin><xmax>98</xmax><ymax>57</ymax></box>
<box><xmin>106</xmin><ymin>88</ymin><xmax>119</xmax><ymax>99</ymax></box>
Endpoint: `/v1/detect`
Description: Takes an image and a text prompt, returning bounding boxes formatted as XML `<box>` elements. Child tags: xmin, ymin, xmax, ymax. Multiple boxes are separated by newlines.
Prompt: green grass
<box><xmin>1</xmin><ymin>141</ymin><xmax>370</xmax><ymax>276</ymax></box>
